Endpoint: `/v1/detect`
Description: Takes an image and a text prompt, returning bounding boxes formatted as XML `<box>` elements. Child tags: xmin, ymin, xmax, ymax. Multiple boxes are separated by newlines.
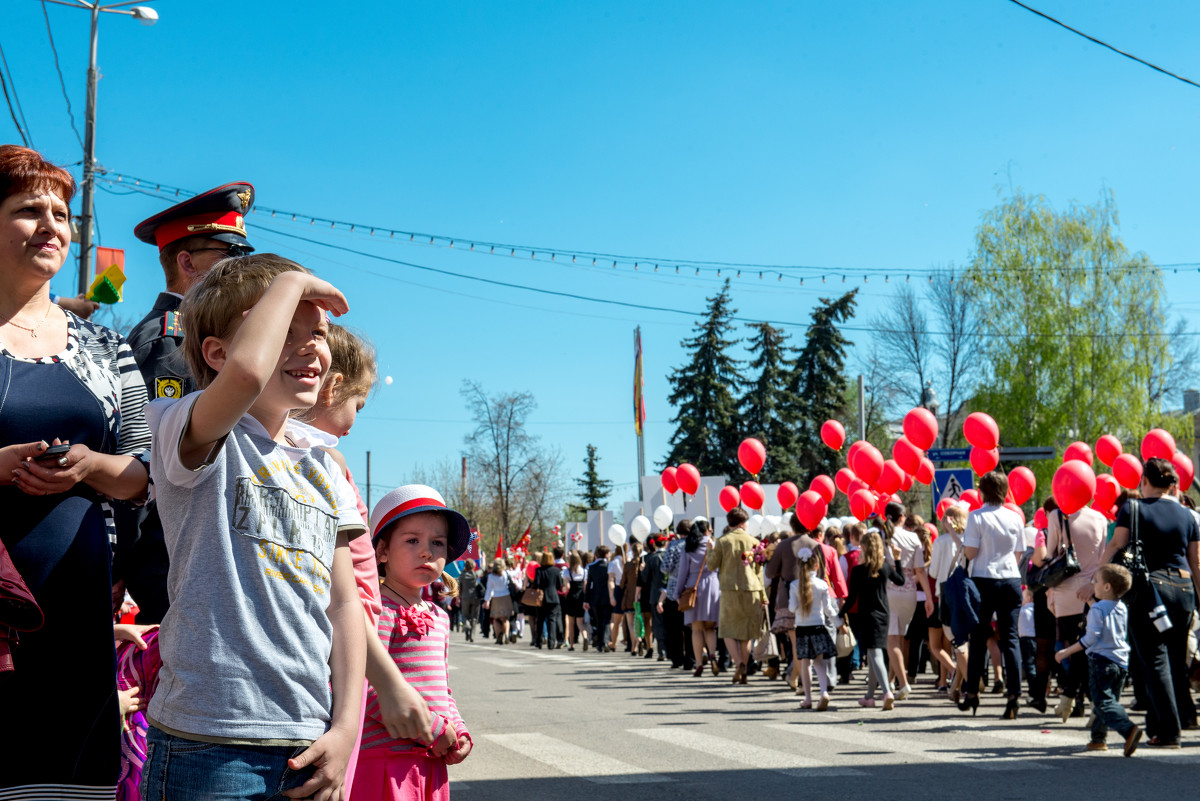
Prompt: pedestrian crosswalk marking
<box><xmin>766</xmin><ymin>722</ymin><xmax>1050</xmax><ymax>771</ymax></box>
<box><xmin>483</xmin><ymin>733</ymin><xmax>669</xmax><ymax>784</ymax></box>
<box><xmin>628</xmin><ymin>726</ymin><xmax>864</xmax><ymax>776</ymax></box>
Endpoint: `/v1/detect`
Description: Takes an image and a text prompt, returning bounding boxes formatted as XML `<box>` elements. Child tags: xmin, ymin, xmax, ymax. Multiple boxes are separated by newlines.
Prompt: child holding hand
<box><xmin>789</xmin><ymin>545</ymin><xmax>840</xmax><ymax>710</ymax></box>
<box><xmin>1055</xmin><ymin>564</ymin><xmax>1142</xmax><ymax>757</ymax></box>
<box><xmin>355</xmin><ymin>485</ymin><xmax>475</xmax><ymax>800</ymax></box>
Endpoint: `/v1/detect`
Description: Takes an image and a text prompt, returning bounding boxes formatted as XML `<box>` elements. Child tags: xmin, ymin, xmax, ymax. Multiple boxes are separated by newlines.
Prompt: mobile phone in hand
<box><xmin>35</xmin><ymin>443</ymin><xmax>72</xmax><ymax>462</ymax></box>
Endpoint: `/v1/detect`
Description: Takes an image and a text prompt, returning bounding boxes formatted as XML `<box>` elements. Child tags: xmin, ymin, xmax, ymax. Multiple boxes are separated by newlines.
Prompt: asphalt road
<box><xmin>445</xmin><ymin>633</ymin><xmax>1198</xmax><ymax>800</ymax></box>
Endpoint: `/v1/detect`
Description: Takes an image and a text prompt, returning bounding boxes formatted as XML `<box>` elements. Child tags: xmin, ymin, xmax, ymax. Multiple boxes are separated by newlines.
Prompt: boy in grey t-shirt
<box><xmin>142</xmin><ymin>255</ymin><xmax>366</xmax><ymax>801</ymax></box>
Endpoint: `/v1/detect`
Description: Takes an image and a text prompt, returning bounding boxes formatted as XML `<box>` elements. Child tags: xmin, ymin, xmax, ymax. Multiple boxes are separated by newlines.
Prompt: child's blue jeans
<box><xmin>142</xmin><ymin>726</ymin><xmax>315</xmax><ymax>800</ymax></box>
<box><xmin>1088</xmin><ymin>654</ymin><xmax>1135</xmax><ymax>742</ymax></box>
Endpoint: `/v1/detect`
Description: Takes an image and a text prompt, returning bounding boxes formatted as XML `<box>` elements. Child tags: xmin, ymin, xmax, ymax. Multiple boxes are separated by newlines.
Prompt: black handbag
<box><xmin>1115</xmin><ymin>500</ymin><xmax>1150</xmax><ymax>592</ymax></box>
<box><xmin>1028</xmin><ymin>510</ymin><xmax>1081</xmax><ymax>591</ymax></box>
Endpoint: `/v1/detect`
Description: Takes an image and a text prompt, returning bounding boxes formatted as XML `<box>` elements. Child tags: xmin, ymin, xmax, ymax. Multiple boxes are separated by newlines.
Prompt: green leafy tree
<box><xmin>664</xmin><ymin>280</ymin><xmax>744</xmax><ymax>476</ymax></box>
<box><xmin>964</xmin><ymin>190</ymin><xmax>1192</xmax><ymax>494</ymax></box>
<box><xmin>740</xmin><ymin>322</ymin><xmax>798</xmax><ymax>482</ymax></box>
<box><xmin>787</xmin><ymin>291</ymin><xmax>859</xmax><ymax>483</ymax></box>
<box><xmin>571</xmin><ymin>444</ymin><xmax>612</xmax><ymax>517</ymax></box>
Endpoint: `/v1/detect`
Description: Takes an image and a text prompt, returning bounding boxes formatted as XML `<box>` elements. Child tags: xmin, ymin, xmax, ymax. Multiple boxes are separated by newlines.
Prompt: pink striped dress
<box><xmin>360</xmin><ymin>596</ymin><xmax>469</xmax><ymax>755</ymax></box>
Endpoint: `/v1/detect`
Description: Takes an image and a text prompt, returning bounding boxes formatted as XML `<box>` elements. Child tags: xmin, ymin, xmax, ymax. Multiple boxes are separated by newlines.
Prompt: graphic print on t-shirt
<box><xmin>234</xmin><ymin>476</ymin><xmax>339</xmax><ymax>594</ymax></box>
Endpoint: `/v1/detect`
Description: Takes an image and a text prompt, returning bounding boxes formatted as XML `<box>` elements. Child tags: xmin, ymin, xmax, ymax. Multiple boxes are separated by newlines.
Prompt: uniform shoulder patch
<box><xmin>163</xmin><ymin>310</ymin><xmax>183</xmax><ymax>338</ymax></box>
<box><xmin>155</xmin><ymin>376</ymin><xmax>184</xmax><ymax>399</ymax></box>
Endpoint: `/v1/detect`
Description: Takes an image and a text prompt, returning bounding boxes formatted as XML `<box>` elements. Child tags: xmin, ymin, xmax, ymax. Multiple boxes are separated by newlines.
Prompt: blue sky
<box><xmin>4</xmin><ymin>0</ymin><xmax>1200</xmax><ymax>514</ymax></box>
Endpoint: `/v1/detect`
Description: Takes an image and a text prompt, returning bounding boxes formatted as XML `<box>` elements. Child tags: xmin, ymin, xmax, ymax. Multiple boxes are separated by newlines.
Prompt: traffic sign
<box><xmin>933</xmin><ymin>469</ymin><xmax>974</xmax><ymax>505</ymax></box>
<box><xmin>998</xmin><ymin>447</ymin><xmax>1056</xmax><ymax>462</ymax></box>
<box><xmin>927</xmin><ymin>448</ymin><xmax>970</xmax><ymax>463</ymax></box>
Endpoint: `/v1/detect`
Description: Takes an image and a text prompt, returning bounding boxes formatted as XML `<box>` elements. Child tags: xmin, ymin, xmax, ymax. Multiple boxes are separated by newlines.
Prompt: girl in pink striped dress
<box><xmin>354</xmin><ymin>485</ymin><xmax>475</xmax><ymax>801</ymax></box>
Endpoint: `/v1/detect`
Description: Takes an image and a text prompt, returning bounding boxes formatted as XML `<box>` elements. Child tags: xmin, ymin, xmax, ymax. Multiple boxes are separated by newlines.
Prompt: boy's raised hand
<box><xmin>296</xmin><ymin>274</ymin><xmax>349</xmax><ymax>317</ymax></box>
<box><xmin>284</xmin><ymin>724</ymin><xmax>356</xmax><ymax>801</ymax></box>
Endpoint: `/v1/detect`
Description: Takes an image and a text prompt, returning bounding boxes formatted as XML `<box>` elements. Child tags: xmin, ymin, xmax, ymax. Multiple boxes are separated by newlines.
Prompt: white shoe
<box><xmin>895</xmin><ymin>684</ymin><xmax>911</xmax><ymax>701</ymax></box>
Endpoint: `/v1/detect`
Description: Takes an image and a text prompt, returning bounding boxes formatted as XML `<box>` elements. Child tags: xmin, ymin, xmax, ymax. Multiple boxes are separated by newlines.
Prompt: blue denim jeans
<box><xmin>1088</xmin><ymin>655</ymin><xmax>1134</xmax><ymax>742</ymax></box>
<box><xmin>142</xmin><ymin>726</ymin><xmax>315</xmax><ymax>801</ymax></box>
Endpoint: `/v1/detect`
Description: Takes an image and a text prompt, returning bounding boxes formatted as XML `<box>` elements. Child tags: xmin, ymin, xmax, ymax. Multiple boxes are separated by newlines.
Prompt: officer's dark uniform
<box><xmin>114</xmin><ymin>183</ymin><xmax>255</xmax><ymax>623</ymax></box>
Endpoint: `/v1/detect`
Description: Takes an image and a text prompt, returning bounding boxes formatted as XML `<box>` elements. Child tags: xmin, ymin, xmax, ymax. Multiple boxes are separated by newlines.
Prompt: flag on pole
<box><xmin>633</xmin><ymin>327</ymin><xmax>646</xmax><ymax>437</ymax></box>
<box><xmin>494</xmin><ymin>531</ymin><xmax>504</xmax><ymax>560</ymax></box>
<box><xmin>466</xmin><ymin>527</ymin><xmax>481</xmax><ymax>564</ymax></box>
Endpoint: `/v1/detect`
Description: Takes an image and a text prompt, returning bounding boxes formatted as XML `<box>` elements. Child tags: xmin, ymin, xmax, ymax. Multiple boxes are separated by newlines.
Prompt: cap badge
<box><xmin>238</xmin><ymin>190</ymin><xmax>252</xmax><ymax>210</ymax></box>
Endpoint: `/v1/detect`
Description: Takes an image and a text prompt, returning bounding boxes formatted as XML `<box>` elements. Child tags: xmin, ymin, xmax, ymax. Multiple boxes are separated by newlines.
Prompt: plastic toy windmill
<box><xmin>87</xmin><ymin>248</ymin><xmax>127</xmax><ymax>304</ymax></box>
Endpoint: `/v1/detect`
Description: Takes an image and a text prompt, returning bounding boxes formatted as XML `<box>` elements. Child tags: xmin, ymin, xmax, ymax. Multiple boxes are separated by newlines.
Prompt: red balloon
<box><xmin>1033</xmin><ymin>508</ymin><xmax>1048</xmax><ymax>530</ymax></box>
<box><xmin>960</xmin><ymin>489</ymin><xmax>983</xmax><ymax>511</ymax></box>
<box><xmin>1051</xmin><ymin>461</ymin><xmax>1097</xmax><ymax>515</ymax></box>
<box><xmin>834</xmin><ymin>468</ymin><xmax>856</xmax><ymax>495</ymax></box>
<box><xmin>1063</xmin><ymin>441</ymin><xmax>1094</xmax><ymax>467</ymax></box>
<box><xmin>718</xmin><ymin>485</ymin><xmax>741</xmax><ymax>513</ymax></box>
<box><xmin>1141</xmin><ymin>429</ymin><xmax>1176</xmax><ymax>462</ymax></box>
<box><xmin>850</xmin><ymin>443</ymin><xmax>884</xmax><ymax>486</ymax></box>
<box><xmin>1091</xmin><ymin>501</ymin><xmax>1117</xmax><ymax>521</ymax></box>
<box><xmin>900</xmin><ymin>471</ymin><xmax>914</xmax><ymax>492</ymax></box>
<box><xmin>810</xmin><ymin>475</ymin><xmax>836</xmax><ymax>504</ymax></box>
<box><xmin>875</xmin><ymin>493</ymin><xmax>891</xmax><ymax>517</ymax></box>
<box><xmin>1002</xmin><ymin>502</ymin><xmax>1026</xmax><ymax>525</ymax></box>
<box><xmin>1094</xmin><ymin>474</ymin><xmax>1120</xmax><ymax>511</ymax></box>
<box><xmin>740</xmin><ymin>481</ymin><xmax>765</xmax><ymax>511</ymax></box>
<box><xmin>1095</xmin><ymin>434</ymin><xmax>1123</xmax><ymax>467</ymax></box>
<box><xmin>821</xmin><ymin>420</ymin><xmax>846</xmax><ymax>450</ymax></box>
<box><xmin>1172</xmin><ymin>452</ymin><xmax>1194</xmax><ymax>492</ymax></box>
<box><xmin>777</xmin><ymin>481</ymin><xmax>799</xmax><ymax>510</ymax></box>
<box><xmin>676</xmin><ymin>463</ymin><xmax>701</xmax><ymax>495</ymax></box>
<box><xmin>1008</xmin><ymin>466</ymin><xmax>1036</xmax><ymax>506</ymax></box>
<box><xmin>661</xmin><ymin>467</ymin><xmax>679</xmax><ymax>495</ymax></box>
<box><xmin>1112</xmin><ymin>453</ymin><xmax>1143</xmax><ymax>490</ymax></box>
<box><xmin>850</xmin><ymin>489</ymin><xmax>876</xmax><ymax>521</ymax></box>
<box><xmin>936</xmin><ymin>498</ymin><xmax>954</xmax><ymax>520</ymax></box>
<box><xmin>796</xmin><ymin>490</ymin><xmax>827</xmax><ymax>531</ymax></box>
<box><xmin>925</xmin><ymin>522</ymin><xmax>939</xmax><ymax>540</ymax></box>
<box><xmin>970</xmin><ymin>447</ymin><xmax>999</xmax><ymax>476</ymax></box>
<box><xmin>892</xmin><ymin>436</ymin><xmax>923</xmax><ymax>477</ymax></box>
<box><xmin>847</xmin><ymin>440</ymin><xmax>866</xmax><ymax>467</ymax></box>
<box><xmin>903</xmin><ymin>407</ymin><xmax>939</xmax><ymax>451</ymax></box>
<box><xmin>875</xmin><ymin>460</ymin><xmax>905</xmax><ymax>496</ymax></box>
<box><xmin>915</xmin><ymin>457</ymin><xmax>935</xmax><ymax>486</ymax></box>
<box><xmin>738</xmin><ymin>437</ymin><xmax>767</xmax><ymax>476</ymax></box>
<box><xmin>963</xmin><ymin>412</ymin><xmax>1000</xmax><ymax>450</ymax></box>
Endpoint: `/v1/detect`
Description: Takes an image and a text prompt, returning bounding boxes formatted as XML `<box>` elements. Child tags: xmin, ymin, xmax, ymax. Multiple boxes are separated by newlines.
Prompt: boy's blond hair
<box><xmin>180</xmin><ymin>254</ymin><xmax>309</xmax><ymax>389</ymax></box>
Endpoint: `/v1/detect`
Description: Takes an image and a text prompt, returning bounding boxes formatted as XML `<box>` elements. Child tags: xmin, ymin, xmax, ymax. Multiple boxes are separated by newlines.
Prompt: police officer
<box><xmin>114</xmin><ymin>183</ymin><xmax>255</xmax><ymax>623</ymax></box>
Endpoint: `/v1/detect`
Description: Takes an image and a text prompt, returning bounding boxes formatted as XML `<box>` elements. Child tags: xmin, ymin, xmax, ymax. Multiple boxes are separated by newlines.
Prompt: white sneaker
<box><xmin>895</xmin><ymin>684</ymin><xmax>911</xmax><ymax>701</ymax></box>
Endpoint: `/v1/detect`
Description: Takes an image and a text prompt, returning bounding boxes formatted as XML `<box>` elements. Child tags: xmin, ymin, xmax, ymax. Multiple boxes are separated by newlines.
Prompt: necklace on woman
<box><xmin>0</xmin><ymin>303</ymin><xmax>53</xmax><ymax>338</ymax></box>
<box><xmin>382</xmin><ymin>580</ymin><xmax>423</xmax><ymax>608</ymax></box>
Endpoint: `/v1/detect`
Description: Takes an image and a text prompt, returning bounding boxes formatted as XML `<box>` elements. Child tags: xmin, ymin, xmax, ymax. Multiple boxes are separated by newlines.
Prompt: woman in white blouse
<box><xmin>960</xmin><ymin>471</ymin><xmax>1026</xmax><ymax>719</ymax></box>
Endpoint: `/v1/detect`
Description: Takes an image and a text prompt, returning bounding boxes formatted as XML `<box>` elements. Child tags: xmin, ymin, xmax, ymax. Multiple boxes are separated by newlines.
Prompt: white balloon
<box><xmin>781</xmin><ymin>511</ymin><xmax>793</xmax><ymax>527</ymax></box>
<box><xmin>766</xmin><ymin>515</ymin><xmax>782</xmax><ymax>534</ymax></box>
<box><xmin>384</xmin><ymin>376</ymin><xmax>393</xmax><ymax>385</ymax></box>
<box><xmin>607</xmin><ymin>524</ymin><xmax>628</xmax><ymax>545</ymax></box>
<box><xmin>653</xmin><ymin>504</ymin><xmax>674</xmax><ymax>531</ymax></box>
<box><xmin>746</xmin><ymin>514</ymin><xmax>763</xmax><ymax>537</ymax></box>
<box><xmin>758</xmin><ymin>516</ymin><xmax>776</xmax><ymax>535</ymax></box>
<box><xmin>630</xmin><ymin>515</ymin><xmax>652</xmax><ymax>542</ymax></box>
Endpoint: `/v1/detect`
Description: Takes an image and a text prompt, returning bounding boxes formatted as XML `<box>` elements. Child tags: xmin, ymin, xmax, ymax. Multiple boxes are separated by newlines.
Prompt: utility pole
<box><xmin>857</xmin><ymin>374</ymin><xmax>866</xmax><ymax>442</ymax></box>
<box><xmin>365</xmin><ymin>450</ymin><xmax>372</xmax><ymax>515</ymax></box>
<box><xmin>76</xmin><ymin>2</ymin><xmax>100</xmax><ymax>296</ymax></box>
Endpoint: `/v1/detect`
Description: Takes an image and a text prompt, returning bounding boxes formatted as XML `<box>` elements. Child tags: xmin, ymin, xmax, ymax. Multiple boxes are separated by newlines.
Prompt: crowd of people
<box><xmin>2</xmin><ymin>142</ymin><xmax>1199</xmax><ymax>801</ymax></box>
<box><xmin>451</xmin><ymin>465</ymin><xmax>1200</xmax><ymax>757</ymax></box>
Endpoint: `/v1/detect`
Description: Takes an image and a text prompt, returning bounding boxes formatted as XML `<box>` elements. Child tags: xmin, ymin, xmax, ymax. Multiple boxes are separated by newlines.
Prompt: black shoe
<box><xmin>1001</xmin><ymin>698</ymin><xmax>1019</xmax><ymax>720</ymax></box>
<box><xmin>644</xmin><ymin>647</ymin><xmax>655</xmax><ymax>659</ymax></box>
<box><xmin>958</xmin><ymin>695</ymin><xmax>979</xmax><ymax>715</ymax></box>
<box><xmin>991</xmin><ymin>680</ymin><xmax>1005</xmax><ymax>694</ymax></box>
<box><xmin>1028</xmin><ymin>697</ymin><xmax>1048</xmax><ymax>714</ymax></box>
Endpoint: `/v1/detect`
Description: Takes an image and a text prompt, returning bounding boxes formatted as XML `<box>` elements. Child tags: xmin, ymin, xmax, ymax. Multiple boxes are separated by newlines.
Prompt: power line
<box><xmin>99</xmin><ymin>171</ymin><xmax>1169</xmax><ymax>282</ymax></box>
<box><xmin>41</xmin><ymin>0</ymin><xmax>85</xmax><ymax>150</ymax></box>
<box><xmin>1006</xmin><ymin>0</ymin><xmax>1200</xmax><ymax>90</ymax></box>
<box><xmin>249</xmin><ymin>220</ymin><xmax>1198</xmax><ymax>340</ymax></box>
<box><xmin>0</xmin><ymin>42</ymin><xmax>33</xmax><ymax>147</ymax></box>
<box><xmin>0</xmin><ymin>61</ymin><xmax>30</xmax><ymax>147</ymax></box>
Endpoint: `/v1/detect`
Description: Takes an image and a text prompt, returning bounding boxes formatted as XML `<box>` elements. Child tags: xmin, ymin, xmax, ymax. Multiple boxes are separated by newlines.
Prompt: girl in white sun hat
<box><xmin>353</xmin><ymin>485</ymin><xmax>475</xmax><ymax>801</ymax></box>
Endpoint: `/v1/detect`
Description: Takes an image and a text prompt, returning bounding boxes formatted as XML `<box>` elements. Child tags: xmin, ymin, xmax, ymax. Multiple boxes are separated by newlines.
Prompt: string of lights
<box><xmin>97</xmin><ymin>170</ymin><xmax>1190</xmax><ymax>285</ymax></box>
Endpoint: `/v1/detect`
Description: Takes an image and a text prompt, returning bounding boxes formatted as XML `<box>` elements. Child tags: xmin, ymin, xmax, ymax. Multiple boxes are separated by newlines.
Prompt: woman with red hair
<box><xmin>0</xmin><ymin>145</ymin><xmax>151</xmax><ymax>798</ymax></box>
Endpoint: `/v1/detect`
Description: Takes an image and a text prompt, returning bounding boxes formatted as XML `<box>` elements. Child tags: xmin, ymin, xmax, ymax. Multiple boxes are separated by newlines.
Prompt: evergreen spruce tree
<box><xmin>740</xmin><ymin>322</ymin><xmax>798</xmax><ymax>482</ymax></box>
<box><xmin>664</xmin><ymin>280</ymin><xmax>744</xmax><ymax>476</ymax></box>
<box><xmin>571</xmin><ymin>443</ymin><xmax>612</xmax><ymax>517</ymax></box>
<box><xmin>787</xmin><ymin>291</ymin><xmax>859</xmax><ymax>482</ymax></box>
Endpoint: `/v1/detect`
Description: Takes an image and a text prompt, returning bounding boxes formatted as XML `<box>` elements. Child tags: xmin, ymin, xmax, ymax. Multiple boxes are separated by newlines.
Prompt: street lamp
<box><xmin>41</xmin><ymin>1</ymin><xmax>159</xmax><ymax>295</ymax></box>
